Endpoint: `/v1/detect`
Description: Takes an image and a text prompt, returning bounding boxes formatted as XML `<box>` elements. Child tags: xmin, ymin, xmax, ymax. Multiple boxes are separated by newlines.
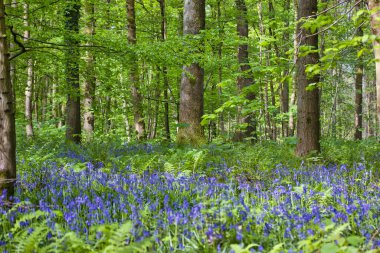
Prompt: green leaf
<box><xmin>346</xmin><ymin>236</ymin><xmax>364</xmax><ymax>247</ymax></box>
<box><xmin>321</xmin><ymin>242</ymin><xmax>339</xmax><ymax>253</ymax></box>
<box><xmin>269</xmin><ymin>243</ymin><xmax>283</xmax><ymax>253</ymax></box>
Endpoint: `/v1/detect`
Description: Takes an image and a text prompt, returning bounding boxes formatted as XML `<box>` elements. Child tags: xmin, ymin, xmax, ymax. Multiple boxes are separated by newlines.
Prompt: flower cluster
<box><xmin>1</xmin><ymin>147</ymin><xmax>379</xmax><ymax>252</ymax></box>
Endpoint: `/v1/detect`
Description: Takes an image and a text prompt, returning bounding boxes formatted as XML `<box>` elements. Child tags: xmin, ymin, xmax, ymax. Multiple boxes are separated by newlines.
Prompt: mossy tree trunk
<box><xmin>65</xmin><ymin>0</ymin><xmax>81</xmax><ymax>143</ymax></box>
<box><xmin>0</xmin><ymin>0</ymin><xmax>16</xmax><ymax>199</ymax></box>
<box><xmin>295</xmin><ymin>0</ymin><xmax>321</xmax><ymax>156</ymax></box>
<box><xmin>177</xmin><ymin>0</ymin><xmax>205</xmax><ymax>145</ymax></box>
<box><xmin>127</xmin><ymin>0</ymin><xmax>146</xmax><ymax>140</ymax></box>
<box><xmin>234</xmin><ymin>0</ymin><xmax>256</xmax><ymax>142</ymax></box>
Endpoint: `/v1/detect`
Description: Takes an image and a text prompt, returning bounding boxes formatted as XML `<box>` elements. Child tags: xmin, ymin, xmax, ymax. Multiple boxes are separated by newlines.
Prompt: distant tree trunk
<box><xmin>158</xmin><ymin>0</ymin><xmax>171</xmax><ymax>141</ymax></box>
<box><xmin>258</xmin><ymin>0</ymin><xmax>273</xmax><ymax>140</ymax></box>
<box><xmin>295</xmin><ymin>0</ymin><xmax>320</xmax><ymax>156</ymax></box>
<box><xmin>83</xmin><ymin>0</ymin><xmax>96</xmax><ymax>139</ymax></box>
<box><xmin>369</xmin><ymin>0</ymin><xmax>380</xmax><ymax>132</ymax></box>
<box><xmin>0</xmin><ymin>0</ymin><xmax>16</xmax><ymax>198</ymax></box>
<box><xmin>217</xmin><ymin>0</ymin><xmax>225</xmax><ymax>136</ymax></box>
<box><xmin>268</xmin><ymin>0</ymin><xmax>277</xmax><ymax>140</ymax></box>
<box><xmin>354</xmin><ymin>23</ymin><xmax>363</xmax><ymax>140</ymax></box>
<box><xmin>281</xmin><ymin>0</ymin><xmax>290</xmax><ymax>137</ymax></box>
<box><xmin>177</xmin><ymin>0</ymin><xmax>205</xmax><ymax>145</ymax></box>
<box><xmin>23</xmin><ymin>3</ymin><xmax>34</xmax><ymax>138</ymax></box>
<box><xmin>127</xmin><ymin>0</ymin><xmax>145</xmax><ymax>140</ymax></box>
<box><xmin>149</xmin><ymin>71</ymin><xmax>160</xmax><ymax>139</ymax></box>
<box><xmin>289</xmin><ymin>0</ymin><xmax>299</xmax><ymax>136</ymax></box>
<box><xmin>41</xmin><ymin>76</ymin><xmax>48</xmax><ymax>121</ymax></box>
<box><xmin>51</xmin><ymin>75</ymin><xmax>59</xmax><ymax>125</ymax></box>
<box><xmin>65</xmin><ymin>0</ymin><xmax>81</xmax><ymax>143</ymax></box>
<box><xmin>364</xmin><ymin>74</ymin><xmax>375</xmax><ymax>137</ymax></box>
<box><xmin>234</xmin><ymin>0</ymin><xmax>256</xmax><ymax>142</ymax></box>
<box><xmin>329</xmin><ymin>68</ymin><xmax>340</xmax><ymax>138</ymax></box>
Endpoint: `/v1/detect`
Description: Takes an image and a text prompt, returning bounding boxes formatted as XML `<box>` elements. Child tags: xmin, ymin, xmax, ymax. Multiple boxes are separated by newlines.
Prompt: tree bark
<box><xmin>295</xmin><ymin>0</ymin><xmax>320</xmax><ymax>156</ymax></box>
<box><xmin>369</xmin><ymin>0</ymin><xmax>380</xmax><ymax>132</ymax></box>
<box><xmin>127</xmin><ymin>0</ymin><xmax>146</xmax><ymax>140</ymax></box>
<box><xmin>23</xmin><ymin>3</ymin><xmax>34</xmax><ymax>138</ymax></box>
<box><xmin>0</xmin><ymin>0</ymin><xmax>16</xmax><ymax>198</ymax></box>
<box><xmin>234</xmin><ymin>0</ymin><xmax>256</xmax><ymax>142</ymax></box>
<box><xmin>65</xmin><ymin>0</ymin><xmax>81</xmax><ymax>143</ymax></box>
<box><xmin>158</xmin><ymin>0</ymin><xmax>171</xmax><ymax>141</ymax></box>
<box><xmin>268</xmin><ymin>0</ymin><xmax>277</xmax><ymax>140</ymax></box>
<box><xmin>217</xmin><ymin>0</ymin><xmax>225</xmax><ymax>136</ymax></box>
<box><xmin>289</xmin><ymin>0</ymin><xmax>299</xmax><ymax>136</ymax></box>
<box><xmin>83</xmin><ymin>0</ymin><xmax>96</xmax><ymax>139</ymax></box>
<box><xmin>354</xmin><ymin>24</ymin><xmax>363</xmax><ymax>140</ymax></box>
<box><xmin>177</xmin><ymin>0</ymin><xmax>205</xmax><ymax>145</ymax></box>
<box><xmin>281</xmin><ymin>0</ymin><xmax>291</xmax><ymax>137</ymax></box>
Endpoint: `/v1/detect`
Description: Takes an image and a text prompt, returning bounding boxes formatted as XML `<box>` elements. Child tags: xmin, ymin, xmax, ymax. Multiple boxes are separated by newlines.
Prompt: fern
<box><xmin>14</xmin><ymin>223</ymin><xmax>49</xmax><ymax>253</ymax></box>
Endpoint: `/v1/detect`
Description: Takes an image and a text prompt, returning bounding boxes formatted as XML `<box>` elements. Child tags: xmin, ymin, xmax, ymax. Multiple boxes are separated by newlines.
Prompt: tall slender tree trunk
<box><xmin>268</xmin><ymin>0</ymin><xmax>277</xmax><ymax>140</ymax></box>
<box><xmin>281</xmin><ymin>0</ymin><xmax>291</xmax><ymax>137</ymax></box>
<box><xmin>289</xmin><ymin>0</ymin><xmax>299</xmax><ymax>136</ymax></box>
<box><xmin>217</xmin><ymin>0</ymin><xmax>225</xmax><ymax>136</ymax></box>
<box><xmin>258</xmin><ymin>0</ymin><xmax>273</xmax><ymax>140</ymax></box>
<box><xmin>158</xmin><ymin>0</ymin><xmax>171</xmax><ymax>141</ymax></box>
<box><xmin>83</xmin><ymin>0</ymin><xmax>96</xmax><ymax>139</ymax></box>
<box><xmin>0</xmin><ymin>0</ymin><xmax>16</xmax><ymax>198</ymax></box>
<box><xmin>354</xmin><ymin>21</ymin><xmax>364</xmax><ymax>140</ymax></box>
<box><xmin>23</xmin><ymin>3</ymin><xmax>34</xmax><ymax>138</ymax></box>
<box><xmin>41</xmin><ymin>76</ymin><xmax>48</xmax><ymax>122</ymax></box>
<box><xmin>127</xmin><ymin>0</ymin><xmax>146</xmax><ymax>140</ymax></box>
<box><xmin>65</xmin><ymin>0</ymin><xmax>81</xmax><ymax>143</ymax></box>
<box><xmin>234</xmin><ymin>0</ymin><xmax>256</xmax><ymax>142</ymax></box>
<box><xmin>369</xmin><ymin>0</ymin><xmax>380</xmax><ymax>132</ymax></box>
<box><xmin>177</xmin><ymin>0</ymin><xmax>205</xmax><ymax>145</ymax></box>
<box><xmin>295</xmin><ymin>0</ymin><xmax>320</xmax><ymax>156</ymax></box>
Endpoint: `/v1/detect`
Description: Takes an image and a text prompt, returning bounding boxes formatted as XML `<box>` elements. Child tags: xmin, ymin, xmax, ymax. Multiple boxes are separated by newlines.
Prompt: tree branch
<box><xmin>9</xmin><ymin>25</ymin><xmax>27</xmax><ymax>61</ymax></box>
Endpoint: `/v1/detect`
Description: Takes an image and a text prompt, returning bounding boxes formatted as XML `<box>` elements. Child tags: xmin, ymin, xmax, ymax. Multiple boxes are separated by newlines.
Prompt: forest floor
<box><xmin>1</xmin><ymin>130</ymin><xmax>380</xmax><ymax>252</ymax></box>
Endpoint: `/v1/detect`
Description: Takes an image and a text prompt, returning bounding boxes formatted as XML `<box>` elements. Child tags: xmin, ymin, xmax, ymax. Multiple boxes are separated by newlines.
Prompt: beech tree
<box><xmin>83</xmin><ymin>0</ymin><xmax>96</xmax><ymax>139</ymax></box>
<box><xmin>295</xmin><ymin>0</ymin><xmax>321</xmax><ymax>156</ymax></box>
<box><xmin>24</xmin><ymin>3</ymin><xmax>34</xmax><ymax>138</ymax></box>
<box><xmin>369</xmin><ymin>0</ymin><xmax>380</xmax><ymax>131</ymax></box>
<box><xmin>354</xmin><ymin>2</ymin><xmax>364</xmax><ymax>140</ymax></box>
<box><xmin>127</xmin><ymin>0</ymin><xmax>146</xmax><ymax>140</ymax></box>
<box><xmin>177</xmin><ymin>0</ymin><xmax>206</xmax><ymax>145</ymax></box>
<box><xmin>65</xmin><ymin>0</ymin><xmax>81</xmax><ymax>143</ymax></box>
<box><xmin>0</xmin><ymin>0</ymin><xmax>16</xmax><ymax>198</ymax></box>
<box><xmin>158</xmin><ymin>0</ymin><xmax>171</xmax><ymax>141</ymax></box>
<box><xmin>234</xmin><ymin>0</ymin><xmax>256</xmax><ymax>142</ymax></box>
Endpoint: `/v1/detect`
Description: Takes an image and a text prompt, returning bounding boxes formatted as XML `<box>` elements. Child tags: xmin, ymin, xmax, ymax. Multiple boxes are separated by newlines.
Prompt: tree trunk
<box><xmin>354</xmin><ymin>23</ymin><xmax>363</xmax><ymax>140</ymax></box>
<box><xmin>23</xmin><ymin>3</ymin><xmax>34</xmax><ymax>138</ymax></box>
<box><xmin>150</xmin><ymin>71</ymin><xmax>160</xmax><ymax>139</ymax></box>
<box><xmin>234</xmin><ymin>0</ymin><xmax>256</xmax><ymax>142</ymax></box>
<box><xmin>289</xmin><ymin>0</ymin><xmax>299</xmax><ymax>136</ymax></box>
<box><xmin>281</xmin><ymin>0</ymin><xmax>291</xmax><ymax>137</ymax></box>
<box><xmin>369</xmin><ymin>0</ymin><xmax>380</xmax><ymax>132</ymax></box>
<box><xmin>41</xmin><ymin>76</ymin><xmax>48</xmax><ymax>122</ymax></box>
<box><xmin>65</xmin><ymin>0</ymin><xmax>81</xmax><ymax>143</ymax></box>
<box><xmin>177</xmin><ymin>0</ymin><xmax>205</xmax><ymax>145</ymax></box>
<box><xmin>268</xmin><ymin>0</ymin><xmax>277</xmax><ymax>141</ymax></box>
<box><xmin>127</xmin><ymin>0</ymin><xmax>146</xmax><ymax>140</ymax></box>
<box><xmin>217</xmin><ymin>0</ymin><xmax>225</xmax><ymax>136</ymax></box>
<box><xmin>0</xmin><ymin>0</ymin><xmax>16</xmax><ymax>198</ymax></box>
<box><xmin>83</xmin><ymin>0</ymin><xmax>96</xmax><ymax>139</ymax></box>
<box><xmin>158</xmin><ymin>0</ymin><xmax>171</xmax><ymax>141</ymax></box>
<box><xmin>295</xmin><ymin>0</ymin><xmax>320</xmax><ymax>156</ymax></box>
